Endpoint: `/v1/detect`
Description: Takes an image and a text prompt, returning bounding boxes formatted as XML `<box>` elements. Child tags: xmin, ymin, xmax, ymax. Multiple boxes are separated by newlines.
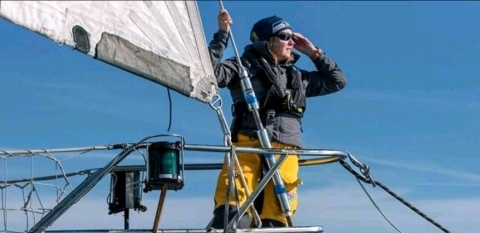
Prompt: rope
<box><xmin>166</xmin><ymin>88</ymin><xmax>172</xmax><ymax>132</ymax></box>
<box><xmin>299</xmin><ymin>156</ymin><xmax>341</xmax><ymax>166</ymax></box>
<box><xmin>339</xmin><ymin>160</ymin><xmax>452</xmax><ymax>233</ymax></box>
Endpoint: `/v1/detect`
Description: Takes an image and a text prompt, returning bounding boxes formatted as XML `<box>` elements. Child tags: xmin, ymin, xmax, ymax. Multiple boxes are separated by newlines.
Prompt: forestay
<box><xmin>0</xmin><ymin>1</ymin><xmax>218</xmax><ymax>103</ymax></box>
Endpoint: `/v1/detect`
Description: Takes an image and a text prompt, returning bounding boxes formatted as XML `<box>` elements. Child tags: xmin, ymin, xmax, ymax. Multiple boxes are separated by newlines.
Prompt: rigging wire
<box><xmin>355</xmin><ymin>177</ymin><xmax>403</xmax><ymax>233</ymax></box>
<box><xmin>339</xmin><ymin>159</ymin><xmax>452</xmax><ymax>233</ymax></box>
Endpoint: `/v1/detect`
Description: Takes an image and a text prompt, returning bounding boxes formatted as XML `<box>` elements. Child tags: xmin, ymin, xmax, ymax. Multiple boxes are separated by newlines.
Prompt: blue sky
<box><xmin>1</xmin><ymin>1</ymin><xmax>479</xmax><ymax>233</ymax></box>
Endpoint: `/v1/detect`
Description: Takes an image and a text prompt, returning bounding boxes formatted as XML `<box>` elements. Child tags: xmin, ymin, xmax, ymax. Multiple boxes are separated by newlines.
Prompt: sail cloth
<box><xmin>0</xmin><ymin>1</ymin><xmax>218</xmax><ymax>103</ymax></box>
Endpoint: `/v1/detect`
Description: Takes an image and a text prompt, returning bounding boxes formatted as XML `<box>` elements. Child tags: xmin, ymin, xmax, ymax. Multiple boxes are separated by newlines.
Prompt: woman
<box><xmin>208</xmin><ymin>9</ymin><xmax>347</xmax><ymax>228</ymax></box>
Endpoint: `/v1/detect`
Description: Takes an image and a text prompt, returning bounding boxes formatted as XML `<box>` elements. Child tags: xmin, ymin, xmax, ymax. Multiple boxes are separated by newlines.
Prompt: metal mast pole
<box><xmin>217</xmin><ymin>0</ymin><xmax>293</xmax><ymax>227</ymax></box>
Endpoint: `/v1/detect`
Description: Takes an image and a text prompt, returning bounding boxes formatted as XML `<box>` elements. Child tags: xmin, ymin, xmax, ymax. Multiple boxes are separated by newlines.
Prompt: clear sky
<box><xmin>1</xmin><ymin>1</ymin><xmax>479</xmax><ymax>233</ymax></box>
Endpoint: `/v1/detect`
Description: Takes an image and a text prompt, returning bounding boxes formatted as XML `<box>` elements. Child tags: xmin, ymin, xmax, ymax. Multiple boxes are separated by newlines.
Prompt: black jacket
<box><xmin>208</xmin><ymin>30</ymin><xmax>347</xmax><ymax>148</ymax></box>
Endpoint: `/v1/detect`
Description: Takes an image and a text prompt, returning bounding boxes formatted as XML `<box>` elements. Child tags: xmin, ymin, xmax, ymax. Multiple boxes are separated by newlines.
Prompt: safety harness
<box><xmin>230</xmin><ymin>48</ymin><xmax>307</xmax><ymax>142</ymax></box>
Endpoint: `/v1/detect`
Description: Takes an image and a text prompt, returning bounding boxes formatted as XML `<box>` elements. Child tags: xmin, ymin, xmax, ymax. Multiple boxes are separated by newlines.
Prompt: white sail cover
<box><xmin>0</xmin><ymin>1</ymin><xmax>218</xmax><ymax>103</ymax></box>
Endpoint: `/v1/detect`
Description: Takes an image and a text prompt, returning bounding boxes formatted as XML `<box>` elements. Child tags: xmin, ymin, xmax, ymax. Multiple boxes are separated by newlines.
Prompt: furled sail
<box><xmin>0</xmin><ymin>1</ymin><xmax>218</xmax><ymax>103</ymax></box>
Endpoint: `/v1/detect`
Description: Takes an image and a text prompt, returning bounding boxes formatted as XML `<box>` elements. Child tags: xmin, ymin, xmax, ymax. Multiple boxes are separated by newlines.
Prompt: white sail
<box><xmin>0</xmin><ymin>1</ymin><xmax>218</xmax><ymax>103</ymax></box>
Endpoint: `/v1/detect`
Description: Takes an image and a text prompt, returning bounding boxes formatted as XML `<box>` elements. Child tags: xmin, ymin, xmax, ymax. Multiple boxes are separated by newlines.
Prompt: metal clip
<box><xmin>348</xmin><ymin>153</ymin><xmax>375</xmax><ymax>187</ymax></box>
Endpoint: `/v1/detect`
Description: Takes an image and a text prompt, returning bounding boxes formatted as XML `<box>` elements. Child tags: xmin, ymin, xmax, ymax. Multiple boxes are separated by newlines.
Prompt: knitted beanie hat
<box><xmin>250</xmin><ymin>15</ymin><xmax>291</xmax><ymax>42</ymax></box>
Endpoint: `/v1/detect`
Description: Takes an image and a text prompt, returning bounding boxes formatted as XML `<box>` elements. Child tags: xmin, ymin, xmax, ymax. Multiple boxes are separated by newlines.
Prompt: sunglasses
<box><xmin>276</xmin><ymin>32</ymin><xmax>293</xmax><ymax>41</ymax></box>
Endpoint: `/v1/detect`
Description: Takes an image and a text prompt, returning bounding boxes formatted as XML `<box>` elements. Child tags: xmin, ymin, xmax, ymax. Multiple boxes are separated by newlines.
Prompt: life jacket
<box><xmin>230</xmin><ymin>48</ymin><xmax>307</xmax><ymax>142</ymax></box>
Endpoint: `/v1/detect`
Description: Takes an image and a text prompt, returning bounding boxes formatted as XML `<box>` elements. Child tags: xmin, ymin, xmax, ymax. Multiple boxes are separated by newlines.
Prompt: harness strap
<box><xmin>231</xmin><ymin>102</ymin><xmax>276</xmax><ymax>142</ymax></box>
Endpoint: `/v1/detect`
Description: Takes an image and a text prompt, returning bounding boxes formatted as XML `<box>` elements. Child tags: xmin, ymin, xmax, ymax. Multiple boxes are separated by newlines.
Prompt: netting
<box><xmin>0</xmin><ymin>144</ymin><xmax>147</xmax><ymax>232</ymax></box>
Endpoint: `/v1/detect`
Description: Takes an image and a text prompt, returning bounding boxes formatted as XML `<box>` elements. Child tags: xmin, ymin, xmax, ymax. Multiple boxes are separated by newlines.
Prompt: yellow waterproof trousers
<box><xmin>213</xmin><ymin>133</ymin><xmax>303</xmax><ymax>226</ymax></box>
